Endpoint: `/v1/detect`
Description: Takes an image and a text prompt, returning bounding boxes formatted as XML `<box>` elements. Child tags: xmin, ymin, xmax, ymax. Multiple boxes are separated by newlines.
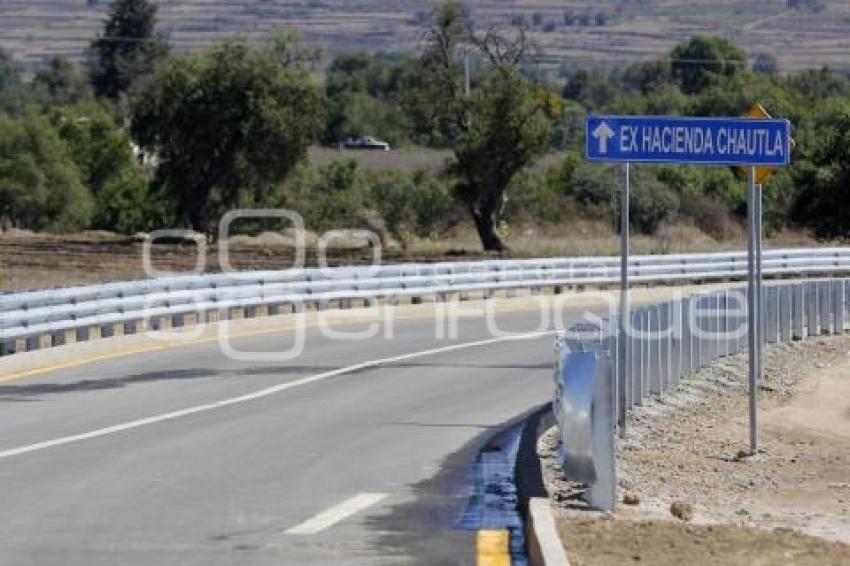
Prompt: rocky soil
<box><xmin>541</xmin><ymin>335</ymin><xmax>850</xmax><ymax>565</ymax></box>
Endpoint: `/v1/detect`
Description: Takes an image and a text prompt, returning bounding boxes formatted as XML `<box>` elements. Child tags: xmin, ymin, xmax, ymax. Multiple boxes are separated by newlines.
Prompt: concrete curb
<box><xmin>526</xmin><ymin>498</ymin><xmax>570</xmax><ymax>566</ymax></box>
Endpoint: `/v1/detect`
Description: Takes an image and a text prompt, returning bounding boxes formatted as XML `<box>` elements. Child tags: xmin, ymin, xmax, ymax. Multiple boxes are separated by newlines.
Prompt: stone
<box><xmin>670</xmin><ymin>501</ymin><xmax>694</xmax><ymax>521</ymax></box>
<box><xmin>623</xmin><ymin>493</ymin><xmax>641</xmax><ymax>506</ymax></box>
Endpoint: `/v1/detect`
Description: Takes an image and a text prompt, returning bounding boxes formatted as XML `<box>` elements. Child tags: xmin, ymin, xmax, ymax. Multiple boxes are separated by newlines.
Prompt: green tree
<box><xmin>752</xmin><ymin>53</ymin><xmax>778</xmax><ymax>76</ymax></box>
<box><xmin>620</xmin><ymin>60</ymin><xmax>673</xmax><ymax>95</ymax></box>
<box><xmin>0</xmin><ymin>47</ymin><xmax>26</xmax><ymax>114</ymax></box>
<box><xmin>786</xmin><ymin>67</ymin><xmax>850</xmax><ymax>100</ymax></box>
<box><xmin>0</xmin><ymin>113</ymin><xmax>94</xmax><ymax>231</ymax></box>
<box><xmin>88</xmin><ymin>0</ymin><xmax>169</xmax><ymax>100</ymax></box>
<box><xmin>563</xmin><ymin>69</ymin><xmax>621</xmax><ymax>109</ymax></box>
<box><xmin>131</xmin><ymin>34</ymin><xmax>326</xmax><ymax>232</ymax></box>
<box><xmin>792</xmin><ymin>110</ymin><xmax>850</xmax><ymax>236</ymax></box>
<box><xmin>670</xmin><ymin>36</ymin><xmax>746</xmax><ymax>94</ymax></box>
<box><xmin>0</xmin><ymin>47</ymin><xmax>19</xmax><ymax>92</ymax></box>
<box><xmin>408</xmin><ymin>2</ymin><xmax>556</xmax><ymax>251</ymax></box>
<box><xmin>50</xmin><ymin>104</ymin><xmax>150</xmax><ymax>232</ymax></box>
<box><xmin>322</xmin><ymin>53</ymin><xmax>413</xmax><ymax>145</ymax></box>
<box><xmin>33</xmin><ymin>57</ymin><xmax>93</xmax><ymax>106</ymax></box>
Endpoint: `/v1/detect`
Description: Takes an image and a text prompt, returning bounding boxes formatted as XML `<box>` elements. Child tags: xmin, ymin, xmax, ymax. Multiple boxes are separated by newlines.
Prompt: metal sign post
<box><xmin>746</xmin><ymin>168</ymin><xmax>761</xmax><ymax>454</ymax></box>
<box><xmin>586</xmin><ymin>113</ymin><xmax>791</xmax><ymax>455</ymax></box>
<box><xmin>618</xmin><ymin>163</ymin><xmax>630</xmax><ymax>437</ymax></box>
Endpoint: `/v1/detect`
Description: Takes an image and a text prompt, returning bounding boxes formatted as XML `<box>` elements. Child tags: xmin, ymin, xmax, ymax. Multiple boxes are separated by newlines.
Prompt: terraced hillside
<box><xmin>2</xmin><ymin>1</ymin><xmax>850</xmax><ymax>72</ymax></box>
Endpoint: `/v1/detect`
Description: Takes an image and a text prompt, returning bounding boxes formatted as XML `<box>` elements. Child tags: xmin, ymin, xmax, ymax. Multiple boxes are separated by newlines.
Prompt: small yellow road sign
<box><xmin>735</xmin><ymin>103</ymin><xmax>795</xmax><ymax>183</ymax></box>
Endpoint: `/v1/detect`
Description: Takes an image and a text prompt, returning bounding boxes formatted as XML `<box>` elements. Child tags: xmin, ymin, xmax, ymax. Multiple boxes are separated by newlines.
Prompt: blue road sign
<box><xmin>586</xmin><ymin>115</ymin><xmax>791</xmax><ymax>166</ymax></box>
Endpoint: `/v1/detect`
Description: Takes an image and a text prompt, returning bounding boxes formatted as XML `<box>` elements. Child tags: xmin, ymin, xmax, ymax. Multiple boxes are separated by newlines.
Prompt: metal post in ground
<box><xmin>747</xmin><ymin>171</ymin><xmax>761</xmax><ymax>455</ymax></box>
<box><xmin>618</xmin><ymin>163</ymin><xmax>630</xmax><ymax>437</ymax></box>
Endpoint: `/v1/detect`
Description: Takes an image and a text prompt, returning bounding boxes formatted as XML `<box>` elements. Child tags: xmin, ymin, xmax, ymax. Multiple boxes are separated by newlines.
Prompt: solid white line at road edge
<box><xmin>0</xmin><ymin>331</ymin><xmax>554</xmax><ymax>461</ymax></box>
<box><xmin>285</xmin><ymin>493</ymin><xmax>389</xmax><ymax>535</ymax></box>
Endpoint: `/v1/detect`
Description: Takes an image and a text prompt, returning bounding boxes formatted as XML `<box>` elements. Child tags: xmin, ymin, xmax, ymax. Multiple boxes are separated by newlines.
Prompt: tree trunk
<box><xmin>472</xmin><ymin>206</ymin><xmax>507</xmax><ymax>252</ymax></box>
<box><xmin>184</xmin><ymin>187</ymin><xmax>210</xmax><ymax>236</ymax></box>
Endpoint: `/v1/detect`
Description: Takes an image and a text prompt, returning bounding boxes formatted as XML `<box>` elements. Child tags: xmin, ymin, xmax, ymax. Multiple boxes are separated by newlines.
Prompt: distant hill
<box><xmin>2</xmin><ymin>1</ymin><xmax>849</xmax><ymax>73</ymax></box>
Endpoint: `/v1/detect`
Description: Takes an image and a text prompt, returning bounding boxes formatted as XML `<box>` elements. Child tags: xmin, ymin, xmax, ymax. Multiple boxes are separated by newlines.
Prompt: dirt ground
<box><xmin>0</xmin><ymin>234</ymin><xmax>489</xmax><ymax>292</ymax></box>
<box><xmin>540</xmin><ymin>336</ymin><xmax>850</xmax><ymax>565</ymax></box>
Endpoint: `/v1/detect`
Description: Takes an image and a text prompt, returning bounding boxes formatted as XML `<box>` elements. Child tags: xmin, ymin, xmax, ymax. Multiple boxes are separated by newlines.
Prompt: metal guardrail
<box><xmin>554</xmin><ymin>277</ymin><xmax>850</xmax><ymax>511</ymax></box>
<box><xmin>2</xmin><ymin>247</ymin><xmax>850</xmax><ymax>356</ymax></box>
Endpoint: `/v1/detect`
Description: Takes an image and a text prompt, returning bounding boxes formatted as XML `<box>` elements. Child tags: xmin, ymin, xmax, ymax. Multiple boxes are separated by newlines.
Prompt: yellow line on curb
<box><xmin>477</xmin><ymin>529</ymin><xmax>511</xmax><ymax>566</ymax></box>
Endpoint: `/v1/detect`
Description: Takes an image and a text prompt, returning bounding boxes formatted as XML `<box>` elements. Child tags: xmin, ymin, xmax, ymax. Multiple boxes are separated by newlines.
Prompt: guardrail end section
<box><xmin>554</xmin><ymin>350</ymin><xmax>617</xmax><ymax>513</ymax></box>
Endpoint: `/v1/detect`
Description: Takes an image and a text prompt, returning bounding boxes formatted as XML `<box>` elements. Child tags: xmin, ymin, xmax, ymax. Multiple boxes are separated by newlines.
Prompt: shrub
<box><xmin>0</xmin><ymin>113</ymin><xmax>94</xmax><ymax>232</ymax></box>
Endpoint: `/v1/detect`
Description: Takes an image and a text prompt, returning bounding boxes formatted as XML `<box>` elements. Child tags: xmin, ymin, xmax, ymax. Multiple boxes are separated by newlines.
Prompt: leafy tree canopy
<box><xmin>131</xmin><ymin>32</ymin><xmax>326</xmax><ymax>232</ymax></box>
<box><xmin>0</xmin><ymin>113</ymin><xmax>94</xmax><ymax>232</ymax></box>
<box><xmin>49</xmin><ymin>103</ymin><xmax>150</xmax><ymax>232</ymax></box>
<box><xmin>670</xmin><ymin>35</ymin><xmax>747</xmax><ymax>94</ymax></box>
<box><xmin>33</xmin><ymin>57</ymin><xmax>93</xmax><ymax>107</ymax></box>
<box><xmin>88</xmin><ymin>0</ymin><xmax>169</xmax><ymax>100</ymax></box>
<box><xmin>408</xmin><ymin>1</ymin><xmax>557</xmax><ymax>251</ymax></box>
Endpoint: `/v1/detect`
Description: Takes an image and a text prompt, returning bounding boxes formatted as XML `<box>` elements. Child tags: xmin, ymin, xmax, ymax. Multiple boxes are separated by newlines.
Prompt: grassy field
<box><xmin>2</xmin><ymin>1</ymin><xmax>849</xmax><ymax>73</ymax></box>
<box><xmin>308</xmin><ymin>146</ymin><xmax>450</xmax><ymax>171</ymax></box>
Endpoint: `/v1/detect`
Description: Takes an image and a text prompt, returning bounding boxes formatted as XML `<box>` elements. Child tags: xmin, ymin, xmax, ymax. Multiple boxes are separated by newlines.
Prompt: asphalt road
<box><xmin>0</xmin><ymin>306</ymin><xmax>580</xmax><ymax>565</ymax></box>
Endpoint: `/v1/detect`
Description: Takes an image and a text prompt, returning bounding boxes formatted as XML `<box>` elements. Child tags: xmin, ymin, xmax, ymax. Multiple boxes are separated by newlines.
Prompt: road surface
<box><xmin>0</xmin><ymin>305</ymin><xmax>579</xmax><ymax>565</ymax></box>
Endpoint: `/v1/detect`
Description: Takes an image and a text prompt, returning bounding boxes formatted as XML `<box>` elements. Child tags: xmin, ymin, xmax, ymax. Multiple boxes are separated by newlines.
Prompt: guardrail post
<box><xmin>779</xmin><ymin>285</ymin><xmax>792</xmax><ymax>343</ymax></box>
<box><xmin>609</xmin><ymin>326</ymin><xmax>625</xmax><ymax>430</ymax></box>
<box><xmin>50</xmin><ymin>329</ymin><xmax>73</xmax><ymax>347</ymax></box>
<box><xmin>101</xmin><ymin>322</ymin><xmax>124</xmax><ymax>338</ymax></box>
<box><xmin>629</xmin><ymin>312</ymin><xmax>639</xmax><ymax>409</ymax></box>
<box><xmin>844</xmin><ymin>279</ymin><xmax>850</xmax><ymax>328</ymax></box>
<box><xmin>732</xmin><ymin>289</ymin><xmax>744</xmax><ymax>356</ymax></box>
<box><xmin>818</xmin><ymin>281</ymin><xmax>832</xmax><ymax>335</ymax></box>
<box><xmin>732</xmin><ymin>288</ymin><xmax>742</xmax><ymax>355</ymax></box>
<box><xmin>710</xmin><ymin>293</ymin><xmax>720</xmax><ymax>361</ymax></box>
<box><xmin>75</xmin><ymin>326</ymin><xmax>90</xmax><ymax>343</ymax></box>
<box><xmin>695</xmin><ymin>295</ymin><xmax>706</xmax><ymax>369</ymax></box>
<box><xmin>681</xmin><ymin>297</ymin><xmax>692</xmax><ymax>377</ymax></box>
<box><xmin>0</xmin><ymin>339</ymin><xmax>15</xmax><ymax>356</ymax></box>
<box><xmin>806</xmin><ymin>282</ymin><xmax>818</xmax><ymax>338</ymax></box>
<box><xmin>736</xmin><ymin>289</ymin><xmax>750</xmax><ymax>358</ymax></box>
<box><xmin>670</xmin><ymin>300</ymin><xmax>682</xmax><ymax>387</ymax></box>
<box><xmin>636</xmin><ymin>310</ymin><xmax>646</xmax><ymax>405</ymax></box>
<box><xmin>662</xmin><ymin>302</ymin><xmax>673</xmax><ymax>391</ymax></box>
<box><xmin>151</xmin><ymin>315</ymin><xmax>171</xmax><ymax>331</ymax></box>
<box><xmin>833</xmin><ymin>280</ymin><xmax>845</xmax><ymax>334</ymax></box>
<box><xmin>766</xmin><ymin>287</ymin><xmax>779</xmax><ymax>344</ymax></box>
<box><xmin>792</xmin><ymin>283</ymin><xmax>805</xmax><ymax>341</ymax></box>
<box><xmin>648</xmin><ymin>307</ymin><xmax>660</xmax><ymax>396</ymax></box>
<box><xmin>844</xmin><ymin>280</ymin><xmax>850</xmax><ymax>331</ymax></box>
<box><xmin>719</xmin><ymin>290</ymin><xmax>729</xmax><ymax>358</ymax></box>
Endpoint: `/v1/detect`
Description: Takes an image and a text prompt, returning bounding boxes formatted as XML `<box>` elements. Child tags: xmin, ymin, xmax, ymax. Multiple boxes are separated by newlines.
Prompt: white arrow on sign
<box><xmin>592</xmin><ymin>121</ymin><xmax>615</xmax><ymax>154</ymax></box>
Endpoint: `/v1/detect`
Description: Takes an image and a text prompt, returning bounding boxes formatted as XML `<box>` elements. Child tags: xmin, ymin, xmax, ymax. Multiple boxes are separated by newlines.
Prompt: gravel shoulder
<box><xmin>540</xmin><ymin>335</ymin><xmax>850</xmax><ymax>565</ymax></box>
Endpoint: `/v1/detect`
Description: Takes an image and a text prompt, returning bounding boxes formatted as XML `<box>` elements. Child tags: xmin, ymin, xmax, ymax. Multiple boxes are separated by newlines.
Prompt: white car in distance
<box><xmin>341</xmin><ymin>136</ymin><xmax>391</xmax><ymax>151</ymax></box>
